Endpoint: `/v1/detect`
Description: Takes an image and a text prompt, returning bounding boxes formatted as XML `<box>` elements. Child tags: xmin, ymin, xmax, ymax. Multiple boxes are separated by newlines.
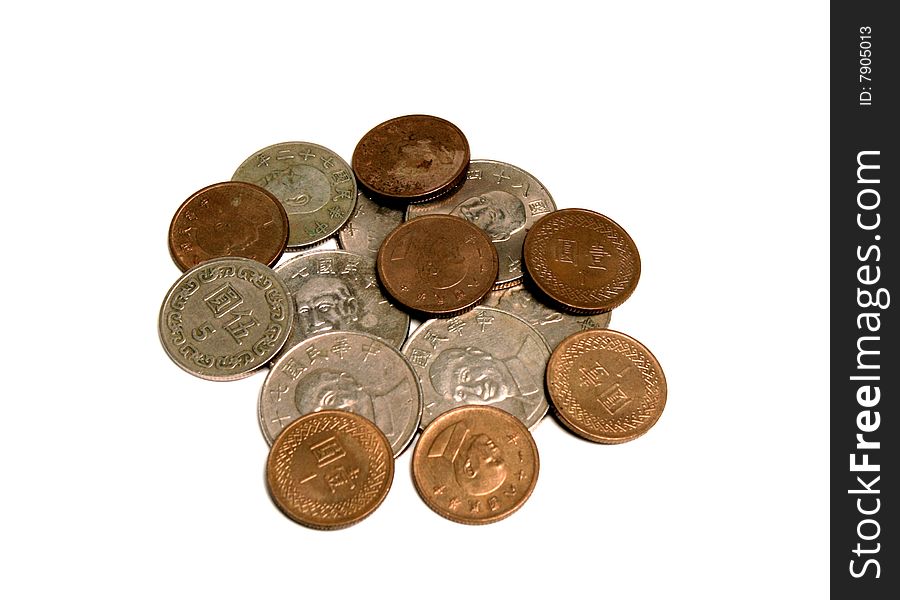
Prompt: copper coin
<box><xmin>168</xmin><ymin>182</ymin><xmax>289</xmax><ymax>271</ymax></box>
<box><xmin>266</xmin><ymin>410</ymin><xmax>394</xmax><ymax>529</ymax></box>
<box><xmin>376</xmin><ymin>214</ymin><xmax>498</xmax><ymax>316</ymax></box>
<box><xmin>412</xmin><ymin>405</ymin><xmax>539</xmax><ymax>525</ymax></box>
<box><xmin>546</xmin><ymin>329</ymin><xmax>666</xmax><ymax>444</ymax></box>
<box><xmin>352</xmin><ymin>115</ymin><xmax>470</xmax><ymax>203</ymax></box>
<box><xmin>523</xmin><ymin>208</ymin><xmax>640</xmax><ymax>313</ymax></box>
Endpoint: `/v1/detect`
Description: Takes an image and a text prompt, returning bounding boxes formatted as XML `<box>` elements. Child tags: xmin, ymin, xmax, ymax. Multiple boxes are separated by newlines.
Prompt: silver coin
<box><xmin>480</xmin><ymin>284</ymin><xmax>611</xmax><ymax>351</ymax></box>
<box><xmin>406</xmin><ymin>160</ymin><xmax>556</xmax><ymax>289</ymax></box>
<box><xmin>159</xmin><ymin>257</ymin><xmax>294</xmax><ymax>381</ymax></box>
<box><xmin>260</xmin><ymin>331</ymin><xmax>423</xmax><ymax>457</ymax></box>
<box><xmin>337</xmin><ymin>187</ymin><xmax>404</xmax><ymax>257</ymax></box>
<box><xmin>232</xmin><ymin>142</ymin><xmax>356</xmax><ymax>250</ymax></box>
<box><xmin>274</xmin><ymin>250</ymin><xmax>409</xmax><ymax>358</ymax></box>
<box><xmin>402</xmin><ymin>306</ymin><xmax>550</xmax><ymax>429</ymax></box>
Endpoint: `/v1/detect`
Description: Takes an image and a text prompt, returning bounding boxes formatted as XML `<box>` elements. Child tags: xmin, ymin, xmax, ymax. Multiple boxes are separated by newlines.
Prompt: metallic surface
<box><xmin>376</xmin><ymin>214</ymin><xmax>498</xmax><ymax>316</ymax></box>
<box><xmin>168</xmin><ymin>182</ymin><xmax>289</xmax><ymax>272</ymax></box>
<box><xmin>523</xmin><ymin>208</ymin><xmax>641</xmax><ymax>313</ymax></box>
<box><xmin>406</xmin><ymin>160</ymin><xmax>556</xmax><ymax>289</ymax></box>
<box><xmin>480</xmin><ymin>283</ymin><xmax>611</xmax><ymax>351</ymax></box>
<box><xmin>337</xmin><ymin>187</ymin><xmax>404</xmax><ymax>257</ymax></box>
<box><xmin>260</xmin><ymin>331</ymin><xmax>422</xmax><ymax>457</ymax></box>
<box><xmin>402</xmin><ymin>307</ymin><xmax>550</xmax><ymax>429</ymax></box>
<box><xmin>266</xmin><ymin>410</ymin><xmax>394</xmax><ymax>529</ymax></box>
<box><xmin>546</xmin><ymin>329</ymin><xmax>666</xmax><ymax>443</ymax></box>
<box><xmin>158</xmin><ymin>257</ymin><xmax>294</xmax><ymax>381</ymax></box>
<box><xmin>232</xmin><ymin>142</ymin><xmax>356</xmax><ymax>250</ymax></box>
<box><xmin>274</xmin><ymin>250</ymin><xmax>409</xmax><ymax>357</ymax></box>
<box><xmin>352</xmin><ymin>115</ymin><xmax>469</xmax><ymax>203</ymax></box>
<box><xmin>412</xmin><ymin>405</ymin><xmax>539</xmax><ymax>525</ymax></box>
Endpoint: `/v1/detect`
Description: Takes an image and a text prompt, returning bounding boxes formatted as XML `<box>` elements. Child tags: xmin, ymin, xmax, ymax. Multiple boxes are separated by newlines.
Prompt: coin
<box><xmin>352</xmin><ymin>115</ymin><xmax>470</xmax><ymax>203</ymax></box>
<box><xmin>480</xmin><ymin>283</ymin><xmax>611</xmax><ymax>351</ymax></box>
<box><xmin>377</xmin><ymin>214</ymin><xmax>498</xmax><ymax>316</ymax></box>
<box><xmin>412</xmin><ymin>405</ymin><xmax>539</xmax><ymax>525</ymax></box>
<box><xmin>406</xmin><ymin>160</ymin><xmax>556</xmax><ymax>289</ymax></box>
<box><xmin>337</xmin><ymin>187</ymin><xmax>404</xmax><ymax>257</ymax></box>
<box><xmin>167</xmin><ymin>182</ymin><xmax>289</xmax><ymax>272</ymax></box>
<box><xmin>402</xmin><ymin>307</ymin><xmax>550</xmax><ymax>429</ymax></box>
<box><xmin>266</xmin><ymin>410</ymin><xmax>394</xmax><ymax>529</ymax></box>
<box><xmin>260</xmin><ymin>331</ymin><xmax>423</xmax><ymax>457</ymax></box>
<box><xmin>523</xmin><ymin>208</ymin><xmax>641</xmax><ymax>313</ymax></box>
<box><xmin>158</xmin><ymin>257</ymin><xmax>294</xmax><ymax>381</ymax></box>
<box><xmin>274</xmin><ymin>250</ymin><xmax>409</xmax><ymax>357</ymax></box>
<box><xmin>232</xmin><ymin>142</ymin><xmax>356</xmax><ymax>249</ymax></box>
<box><xmin>546</xmin><ymin>329</ymin><xmax>666</xmax><ymax>443</ymax></box>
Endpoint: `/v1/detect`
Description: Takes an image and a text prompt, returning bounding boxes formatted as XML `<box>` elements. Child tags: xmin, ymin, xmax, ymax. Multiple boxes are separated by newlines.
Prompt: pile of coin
<box><xmin>159</xmin><ymin>115</ymin><xmax>667</xmax><ymax>529</ymax></box>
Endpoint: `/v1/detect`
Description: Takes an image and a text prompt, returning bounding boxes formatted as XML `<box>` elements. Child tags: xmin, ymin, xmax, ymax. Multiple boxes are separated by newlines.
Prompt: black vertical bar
<box><xmin>831</xmin><ymin>2</ymin><xmax>897</xmax><ymax>596</ymax></box>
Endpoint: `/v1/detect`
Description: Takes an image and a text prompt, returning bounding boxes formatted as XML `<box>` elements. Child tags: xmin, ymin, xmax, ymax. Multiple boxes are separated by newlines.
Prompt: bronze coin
<box><xmin>546</xmin><ymin>329</ymin><xmax>666</xmax><ymax>444</ymax></box>
<box><xmin>266</xmin><ymin>410</ymin><xmax>394</xmax><ymax>530</ymax></box>
<box><xmin>376</xmin><ymin>214</ymin><xmax>498</xmax><ymax>316</ymax></box>
<box><xmin>352</xmin><ymin>115</ymin><xmax>470</xmax><ymax>203</ymax></box>
<box><xmin>523</xmin><ymin>208</ymin><xmax>640</xmax><ymax>313</ymax></box>
<box><xmin>168</xmin><ymin>182</ymin><xmax>289</xmax><ymax>271</ymax></box>
<box><xmin>412</xmin><ymin>405</ymin><xmax>539</xmax><ymax>525</ymax></box>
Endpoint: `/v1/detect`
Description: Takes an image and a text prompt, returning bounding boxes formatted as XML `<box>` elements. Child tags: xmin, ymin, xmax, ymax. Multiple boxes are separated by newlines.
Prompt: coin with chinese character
<box><xmin>158</xmin><ymin>257</ymin><xmax>294</xmax><ymax>381</ymax></box>
<box><xmin>402</xmin><ymin>307</ymin><xmax>550</xmax><ymax>429</ymax></box>
<box><xmin>337</xmin><ymin>187</ymin><xmax>404</xmax><ymax>257</ymax></box>
<box><xmin>523</xmin><ymin>208</ymin><xmax>640</xmax><ymax>313</ymax></box>
<box><xmin>377</xmin><ymin>214</ymin><xmax>498</xmax><ymax>317</ymax></box>
<box><xmin>546</xmin><ymin>329</ymin><xmax>666</xmax><ymax>444</ymax></box>
<box><xmin>168</xmin><ymin>182</ymin><xmax>289</xmax><ymax>271</ymax></box>
<box><xmin>260</xmin><ymin>331</ymin><xmax>422</xmax><ymax>457</ymax></box>
<box><xmin>352</xmin><ymin>115</ymin><xmax>469</xmax><ymax>203</ymax></box>
<box><xmin>412</xmin><ymin>405</ymin><xmax>539</xmax><ymax>525</ymax></box>
<box><xmin>232</xmin><ymin>142</ymin><xmax>356</xmax><ymax>250</ymax></box>
<box><xmin>406</xmin><ymin>160</ymin><xmax>556</xmax><ymax>289</ymax></box>
<box><xmin>481</xmin><ymin>283</ymin><xmax>610</xmax><ymax>351</ymax></box>
<box><xmin>274</xmin><ymin>250</ymin><xmax>409</xmax><ymax>358</ymax></box>
<box><xmin>267</xmin><ymin>410</ymin><xmax>394</xmax><ymax>529</ymax></box>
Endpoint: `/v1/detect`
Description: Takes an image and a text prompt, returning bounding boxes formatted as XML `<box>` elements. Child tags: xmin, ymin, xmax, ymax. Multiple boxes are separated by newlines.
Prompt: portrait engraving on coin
<box><xmin>159</xmin><ymin>257</ymin><xmax>293</xmax><ymax>381</ymax></box>
<box><xmin>337</xmin><ymin>188</ymin><xmax>404</xmax><ymax>257</ymax></box>
<box><xmin>403</xmin><ymin>307</ymin><xmax>550</xmax><ymax>429</ymax></box>
<box><xmin>412</xmin><ymin>406</ymin><xmax>539</xmax><ymax>525</ymax></box>
<box><xmin>407</xmin><ymin>161</ymin><xmax>555</xmax><ymax>289</ymax></box>
<box><xmin>261</xmin><ymin>332</ymin><xmax>422</xmax><ymax>457</ymax></box>
<box><xmin>233</xmin><ymin>142</ymin><xmax>356</xmax><ymax>249</ymax></box>
<box><xmin>481</xmin><ymin>284</ymin><xmax>610</xmax><ymax>350</ymax></box>
<box><xmin>276</xmin><ymin>250</ymin><xmax>409</xmax><ymax>356</ymax></box>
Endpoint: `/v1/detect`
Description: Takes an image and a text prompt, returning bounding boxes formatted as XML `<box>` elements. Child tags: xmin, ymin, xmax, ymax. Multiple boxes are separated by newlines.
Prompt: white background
<box><xmin>1</xmin><ymin>2</ymin><xmax>828</xmax><ymax>598</ymax></box>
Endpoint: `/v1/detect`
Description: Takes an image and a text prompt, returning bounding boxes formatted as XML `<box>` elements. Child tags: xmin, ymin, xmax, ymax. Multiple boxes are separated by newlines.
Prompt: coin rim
<box><xmin>167</xmin><ymin>181</ymin><xmax>289</xmax><ymax>272</ymax></box>
<box><xmin>411</xmin><ymin>405</ymin><xmax>540</xmax><ymax>525</ymax></box>
<box><xmin>546</xmin><ymin>328</ymin><xmax>667</xmax><ymax>444</ymax></box>
<box><xmin>376</xmin><ymin>214</ymin><xmax>499</xmax><ymax>317</ymax></box>
<box><xmin>265</xmin><ymin>410</ymin><xmax>395</xmax><ymax>530</ymax></box>
<box><xmin>259</xmin><ymin>330</ymin><xmax>423</xmax><ymax>457</ymax></box>
<box><xmin>352</xmin><ymin>114</ymin><xmax>471</xmax><ymax>202</ymax></box>
<box><xmin>523</xmin><ymin>208</ymin><xmax>641</xmax><ymax>313</ymax></box>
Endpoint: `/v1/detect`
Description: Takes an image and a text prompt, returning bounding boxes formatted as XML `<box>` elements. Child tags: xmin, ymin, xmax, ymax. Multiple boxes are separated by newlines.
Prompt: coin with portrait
<box><xmin>275</xmin><ymin>250</ymin><xmax>409</xmax><ymax>357</ymax></box>
<box><xmin>402</xmin><ymin>307</ymin><xmax>550</xmax><ymax>429</ymax></box>
<box><xmin>260</xmin><ymin>331</ymin><xmax>422</xmax><ymax>457</ymax></box>
<box><xmin>407</xmin><ymin>160</ymin><xmax>556</xmax><ymax>289</ymax></box>
<box><xmin>412</xmin><ymin>405</ymin><xmax>539</xmax><ymax>525</ymax></box>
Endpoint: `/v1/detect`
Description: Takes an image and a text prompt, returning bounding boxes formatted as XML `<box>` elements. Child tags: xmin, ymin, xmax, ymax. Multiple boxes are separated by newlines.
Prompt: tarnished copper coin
<box><xmin>412</xmin><ymin>405</ymin><xmax>539</xmax><ymax>525</ymax></box>
<box><xmin>523</xmin><ymin>208</ymin><xmax>641</xmax><ymax>313</ymax></box>
<box><xmin>376</xmin><ymin>214</ymin><xmax>498</xmax><ymax>316</ymax></box>
<box><xmin>546</xmin><ymin>329</ymin><xmax>666</xmax><ymax>444</ymax></box>
<box><xmin>168</xmin><ymin>182</ymin><xmax>289</xmax><ymax>271</ymax></box>
<box><xmin>352</xmin><ymin>115</ymin><xmax>470</xmax><ymax>203</ymax></box>
<box><xmin>266</xmin><ymin>410</ymin><xmax>394</xmax><ymax>529</ymax></box>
